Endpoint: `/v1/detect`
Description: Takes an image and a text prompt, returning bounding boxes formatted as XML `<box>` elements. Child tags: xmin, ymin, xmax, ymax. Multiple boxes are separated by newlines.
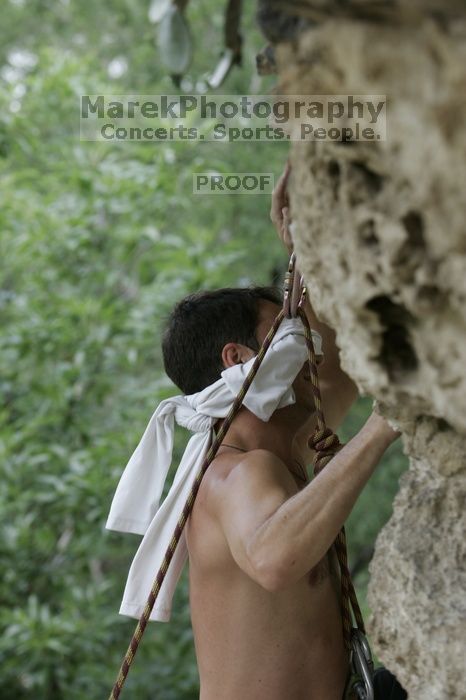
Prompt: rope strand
<box><xmin>298</xmin><ymin>307</ymin><xmax>365</xmax><ymax>648</ymax></box>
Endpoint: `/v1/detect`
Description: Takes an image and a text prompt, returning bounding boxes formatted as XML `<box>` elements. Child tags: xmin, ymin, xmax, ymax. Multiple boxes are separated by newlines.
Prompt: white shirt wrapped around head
<box><xmin>106</xmin><ymin>316</ymin><xmax>323</xmax><ymax>622</ymax></box>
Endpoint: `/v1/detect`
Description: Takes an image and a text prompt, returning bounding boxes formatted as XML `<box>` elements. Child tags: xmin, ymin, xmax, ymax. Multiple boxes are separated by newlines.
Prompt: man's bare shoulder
<box><xmin>206</xmin><ymin>448</ymin><xmax>295</xmax><ymax>485</ymax></box>
<box><xmin>202</xmin><ymin>449</ymin><xmax>298</xmax><ymax>520</ymax></box>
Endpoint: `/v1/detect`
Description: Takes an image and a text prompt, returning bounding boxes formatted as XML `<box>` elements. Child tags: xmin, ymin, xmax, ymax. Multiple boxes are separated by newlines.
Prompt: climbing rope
<box><xmin>108</xmin><ymin>255</ymin><xmax>366</xmax><ymax>699</ymax></box>
<box><xmin>298</xmin><ymin>307</ymin><xmax>366</xmax><ymax>648</ymax></box>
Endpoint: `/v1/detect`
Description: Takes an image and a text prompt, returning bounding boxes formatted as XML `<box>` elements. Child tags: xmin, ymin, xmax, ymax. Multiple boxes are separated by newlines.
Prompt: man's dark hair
<box><xmin>162</xmin><ymin>286</ymin><xmax>283</xmax><ymax>394</ymax></box>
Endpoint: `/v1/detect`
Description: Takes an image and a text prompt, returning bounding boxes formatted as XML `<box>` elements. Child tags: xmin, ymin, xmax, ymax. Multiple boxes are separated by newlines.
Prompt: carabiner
<box><xmin>283</xmin><ymin>253</ymin><xmax>306</xmax><ymax>318</ymax></box>
<box><xmin>350</xmin><ymin>629</ymin><xmax>375</xmax><ymax>700</ymax></box>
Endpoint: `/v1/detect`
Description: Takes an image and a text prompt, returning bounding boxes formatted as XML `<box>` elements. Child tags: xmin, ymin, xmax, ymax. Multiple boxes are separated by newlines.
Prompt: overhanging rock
<box><xmin>258</xmin><ymin>2</ymin><xmax>466</xmax><ymax>697</ymax></box>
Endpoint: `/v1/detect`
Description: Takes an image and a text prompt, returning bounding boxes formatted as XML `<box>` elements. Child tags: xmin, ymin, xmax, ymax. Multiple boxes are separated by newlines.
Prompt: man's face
<box><xmin>255</xmin><ymin>300</ymin><xmax>316</xmax><ymax>415</ymax></box>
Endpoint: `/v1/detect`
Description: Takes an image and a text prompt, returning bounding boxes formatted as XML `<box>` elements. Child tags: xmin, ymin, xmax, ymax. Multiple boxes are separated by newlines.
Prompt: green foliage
<box><xmin>0</xmin><ymin>1</ymin><xmax>408</xmax><ymax>698</ymax></box>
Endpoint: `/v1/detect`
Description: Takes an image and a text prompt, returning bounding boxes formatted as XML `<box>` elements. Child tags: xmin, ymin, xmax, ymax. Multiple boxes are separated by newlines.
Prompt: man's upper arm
<box><xmin>319</xmin><ymin>370</ymin><xmax>359</xmax><ymax>432</ymax></box>
<box><xmin>208</xmin><ymin>449</ymin><xmax>298</xmax><ymax>587</ymax></box>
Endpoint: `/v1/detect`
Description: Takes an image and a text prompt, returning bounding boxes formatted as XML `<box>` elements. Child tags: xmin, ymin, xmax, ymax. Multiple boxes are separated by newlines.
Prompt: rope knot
<box><xmin>309</xmin><ymin>426</ymin><xmax>341</xmax><ymax>454</ymax></box>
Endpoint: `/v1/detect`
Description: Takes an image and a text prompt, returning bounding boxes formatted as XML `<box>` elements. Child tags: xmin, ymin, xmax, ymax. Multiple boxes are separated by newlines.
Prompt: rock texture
<box><xmin>259</xmin><ymin>2</ymin><xmax>466</xmax><ymax>698</ymax></box>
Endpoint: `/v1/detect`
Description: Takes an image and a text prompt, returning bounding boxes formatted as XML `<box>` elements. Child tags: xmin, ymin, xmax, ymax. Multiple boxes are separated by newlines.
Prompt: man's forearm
<box><xmin>249</xmin><ymin>412</ymin><xmax>398</xmax><ymax>590</ymax></box>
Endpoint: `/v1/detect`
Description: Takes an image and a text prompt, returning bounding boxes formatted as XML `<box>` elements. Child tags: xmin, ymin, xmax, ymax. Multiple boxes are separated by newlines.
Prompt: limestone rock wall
<box><xmin>260</xmin><ymin>3</ymin><xmax>466</xmax><ymax>698</ymax></box>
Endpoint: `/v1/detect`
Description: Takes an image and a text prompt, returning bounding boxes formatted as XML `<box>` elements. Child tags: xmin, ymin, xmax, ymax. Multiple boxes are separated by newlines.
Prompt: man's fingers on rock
<box><xmin>275</xmin><ymin>165</ymin><xmax>290</xmax><ymax>200</ymax></box>
<box><xmin>271</xmin><ymin>163</ymin><xmax>291</xmax><ymax>227</ymax></box>
<box><xmin>270</xmin><ymin>195</ymin><xmax>283</xmax><ymax>224</ymax></box>
<box><xmin>282</xmin><ymin>206</ymin><xmax>289</xmax><ymax>221</ymax></box>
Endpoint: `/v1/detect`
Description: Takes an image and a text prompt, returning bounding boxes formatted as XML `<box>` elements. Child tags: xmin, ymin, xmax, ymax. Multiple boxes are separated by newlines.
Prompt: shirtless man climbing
<box><xmin>162</xmin><ymin>165</ymin><xmax>401</xmax><ymax>699</ymax></box>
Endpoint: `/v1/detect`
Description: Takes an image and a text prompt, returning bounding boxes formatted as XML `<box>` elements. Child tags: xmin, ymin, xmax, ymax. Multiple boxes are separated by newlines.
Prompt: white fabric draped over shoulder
<box><xmin>106</xmin><ymin>317</ymin><xmax>323</xmax><ymax>622</ymax></box>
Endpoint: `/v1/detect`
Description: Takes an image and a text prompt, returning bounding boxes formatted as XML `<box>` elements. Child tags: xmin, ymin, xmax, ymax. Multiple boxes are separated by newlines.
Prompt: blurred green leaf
<box><xmin>158</xmin><ymin>6</ymin><xmax>192</xmax><ymax>77</ymax></box>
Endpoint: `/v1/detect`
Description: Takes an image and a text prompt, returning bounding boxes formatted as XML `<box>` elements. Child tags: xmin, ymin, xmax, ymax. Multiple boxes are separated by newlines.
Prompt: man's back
<box><xmin>185</xmin><ymin>450</ymin><xmax>350</xmax><ymax>700</ymax></box>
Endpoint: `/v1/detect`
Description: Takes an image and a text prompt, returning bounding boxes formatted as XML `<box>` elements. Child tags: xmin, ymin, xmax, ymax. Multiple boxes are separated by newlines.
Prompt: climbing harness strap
<box><xmin>108</xmin><ymin>254</ymin><xmax>370</xmax><ymax>700</ymax></box>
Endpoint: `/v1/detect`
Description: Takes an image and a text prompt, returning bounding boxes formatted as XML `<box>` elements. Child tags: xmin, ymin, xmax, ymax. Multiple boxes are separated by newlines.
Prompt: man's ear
<box><xmin>221</xmin><ymin>343</ymin><xmax>255</xmax><ymax>369</ymax></box>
